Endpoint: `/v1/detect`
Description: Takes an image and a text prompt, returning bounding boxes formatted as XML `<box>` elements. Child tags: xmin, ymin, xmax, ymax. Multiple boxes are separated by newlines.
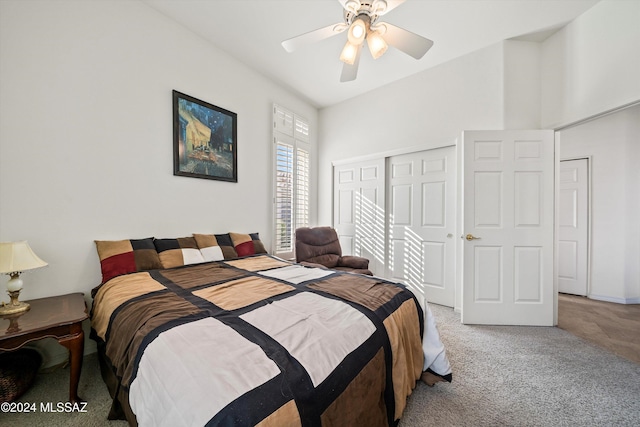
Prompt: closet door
<box><xmin>333</xmin><ymin>158</ymin><xmax>385</xmax><ymax>275</ymax></box>
<box><xmin>558</xmin><ymin>158</ymin><xmax>589</xmax><ymax>296</ymax></box>
<box><xmin>387</xmin><ymin>146</ymin><xmax>457</xmax><ymax>307</ymax></box>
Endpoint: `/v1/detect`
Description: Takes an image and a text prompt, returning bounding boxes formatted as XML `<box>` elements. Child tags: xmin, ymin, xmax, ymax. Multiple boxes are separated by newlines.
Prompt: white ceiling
<box><xmin>144</xmin><ymin>0</ymin><xmax>599</xmax><ymax>108</ymax></box>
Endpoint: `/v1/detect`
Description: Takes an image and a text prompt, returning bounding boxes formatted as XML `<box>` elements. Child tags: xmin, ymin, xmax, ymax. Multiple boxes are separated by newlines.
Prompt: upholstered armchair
<box><xmin>295</xmin><ymin>226</ymin><xmax>372</xmax><ymax>275</ymax></box>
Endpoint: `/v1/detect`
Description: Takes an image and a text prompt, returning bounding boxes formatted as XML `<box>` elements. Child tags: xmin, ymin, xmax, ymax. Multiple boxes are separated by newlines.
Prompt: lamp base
<box><xmin>0</xmin><ymin>290</ymin><xmax>30</xmax><ymax>316</ymax></box>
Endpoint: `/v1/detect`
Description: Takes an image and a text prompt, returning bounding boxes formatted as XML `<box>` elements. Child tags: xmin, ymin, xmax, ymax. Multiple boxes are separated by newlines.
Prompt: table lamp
<box><xmin>0</xmin><ymin>241</ymin><xmax>48</xmax><ymax>315</ymax></box>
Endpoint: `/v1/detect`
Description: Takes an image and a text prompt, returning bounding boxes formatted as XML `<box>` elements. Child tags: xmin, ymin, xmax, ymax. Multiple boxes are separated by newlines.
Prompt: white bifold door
<box><xmin>386</xmin><ymin>146</ymin><xmax>456</xmax><ymax>308</ymax></box>
<box><xmin>333</xmin><ymin>146</ymin><xmax>457</xmax><ymax>308</ymax></box>
<box><xmin>462</xmin><ymin>130</ymin><xmax>555</xmax><ymax>326</ymax></box>
<box><xmin>333</xmin><ymin>158</ymin><xmax>386</xmax><ymax>275</ymax></box>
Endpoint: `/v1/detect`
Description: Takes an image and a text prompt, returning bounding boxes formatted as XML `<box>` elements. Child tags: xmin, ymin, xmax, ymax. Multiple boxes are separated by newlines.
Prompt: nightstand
<box><xmin>0</xmin><ymin>292</ymin><xmax>88</xmax><ymax>403</ymax></box>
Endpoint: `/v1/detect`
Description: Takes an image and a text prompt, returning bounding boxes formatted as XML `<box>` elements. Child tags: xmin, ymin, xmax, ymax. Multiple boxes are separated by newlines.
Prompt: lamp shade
<box><xmin>340</xmin><ymin>40</ymin><xmax>358</xmax><ymax>65</ymax></box>
<box><xmin>367</xmin><ymin>30</ymin><xmax>388</xmax><ymax>59</ymax></box>
<box><xmin>347</xmin><ymin>18</ymin><xmax>367</xmax><ymax>45</ymax></box>
<box><xmin>0</xmin><ymin>241</ymin><xmax>48</xmax><ymax>274</ymax></box>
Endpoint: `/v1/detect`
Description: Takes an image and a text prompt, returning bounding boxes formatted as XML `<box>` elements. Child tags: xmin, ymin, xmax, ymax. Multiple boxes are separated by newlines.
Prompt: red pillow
<box><xmin>95</xmin><ymin>238</ymin><xmax>162</xmax><ymax>283</ymax></box>
<box><xmin>229</xmin><ymin>232</ymin><xmax>267</xmax><ymax>257</ymax></box>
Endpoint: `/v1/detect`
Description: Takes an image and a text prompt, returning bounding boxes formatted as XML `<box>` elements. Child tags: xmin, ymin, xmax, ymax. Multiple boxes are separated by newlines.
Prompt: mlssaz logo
<box><xmin>40</xmin><ymin>402</ymin><xmax>88</xmax><ymax>413</ymax></box>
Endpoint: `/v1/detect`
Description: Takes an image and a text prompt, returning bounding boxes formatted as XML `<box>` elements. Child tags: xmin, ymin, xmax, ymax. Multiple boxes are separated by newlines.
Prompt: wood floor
<box><xmin>558</xmin><ymin>293</ymin><xmax>640</xmax><ymax>364</ymax></box>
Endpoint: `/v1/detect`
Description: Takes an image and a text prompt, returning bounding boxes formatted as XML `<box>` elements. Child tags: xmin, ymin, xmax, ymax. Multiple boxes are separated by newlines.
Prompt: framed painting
<box><xmin>173</xmin><ymin>90</ymin><xmax>237</xmax><ymax>182</ymax></box>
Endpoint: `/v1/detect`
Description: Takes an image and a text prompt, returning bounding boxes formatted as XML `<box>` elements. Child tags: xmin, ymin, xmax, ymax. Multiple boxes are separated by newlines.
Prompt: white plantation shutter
<box><xmin>275</xmin><ymin>137</ymin><xmax>294</xmax><ymax>253</ymax></box>
<box><xmin>295</xmin><ymin>147</ymin><xmax>310</xmax><ymax>229</ymax></box>
<box><xmin>294</xmin><ymin>117</ymin><xmax>309</xmax><ymax>142</ymax></box>
<box><xmin>273</xmin><ymin>105</ymin><xmax>310</xmax><ymax>258</ymax></box>
<box><xmin>274</xmin><ymin>107</ymin><xmax>294</xmax><ymax>136</ymax></box>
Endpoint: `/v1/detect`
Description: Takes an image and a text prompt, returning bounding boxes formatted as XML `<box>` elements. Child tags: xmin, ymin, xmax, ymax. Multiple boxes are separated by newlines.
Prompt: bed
<box><xmin>90</xmin><ymin>234</ymin><xmax>451</xmax><ymax>426</ymax></box>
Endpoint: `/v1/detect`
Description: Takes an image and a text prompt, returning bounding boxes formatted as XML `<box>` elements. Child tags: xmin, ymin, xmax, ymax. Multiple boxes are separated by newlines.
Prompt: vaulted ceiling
<box><xmin>144</xmin><ymin>0</ymin><xmax>599</xmax><ymax>108</ymax></box>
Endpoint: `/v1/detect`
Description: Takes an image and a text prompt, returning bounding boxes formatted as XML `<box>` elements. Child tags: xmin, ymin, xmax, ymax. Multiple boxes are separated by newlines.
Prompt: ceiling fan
<box><xmin>281</xmin><ymin>0</ymin><xmax>434</xmax><ymax>82</ymax></box>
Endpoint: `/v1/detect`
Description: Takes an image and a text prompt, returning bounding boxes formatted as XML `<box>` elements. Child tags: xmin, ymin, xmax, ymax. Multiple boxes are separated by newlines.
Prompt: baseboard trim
<box><xmin>589</xmin><ymin>294</ymin><xmax>640</xmax><ymax>304</ymax></box>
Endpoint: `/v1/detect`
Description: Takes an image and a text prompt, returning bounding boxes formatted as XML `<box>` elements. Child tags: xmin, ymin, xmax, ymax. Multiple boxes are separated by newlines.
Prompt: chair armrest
<box><xmin>338</xmin><ymin>256</ymin><xmax>369</xmax><ymax>269</ymax></box>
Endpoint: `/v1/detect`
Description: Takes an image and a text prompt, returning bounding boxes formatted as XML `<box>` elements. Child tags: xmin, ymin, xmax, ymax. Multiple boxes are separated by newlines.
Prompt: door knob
<box><xmin>465</xmin><ymin>234</ymin><xmax>480</xmax><ymax>241</ymax></box>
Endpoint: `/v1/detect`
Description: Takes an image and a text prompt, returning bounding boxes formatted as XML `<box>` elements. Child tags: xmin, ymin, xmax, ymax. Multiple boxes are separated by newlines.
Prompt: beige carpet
<box><xmin>2</xmin><ymin>303</ymin><xmax>639</xmax><ymax>426</ymax></box>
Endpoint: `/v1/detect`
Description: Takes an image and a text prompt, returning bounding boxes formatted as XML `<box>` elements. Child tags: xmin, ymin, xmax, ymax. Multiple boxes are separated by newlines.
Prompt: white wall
<box><xmin>0</xmin><ymin>0</ymin><xmax>317</xmax><ymax>364</ymax></box>
<box><xmin>541</xmin><ymin>0</ymin><xmax>640</xmax><ymax>128</ymax></box>
<box><xmin>503</xmin><ymin>40</ymin><xmax>541</xmax><ymax>129</ymax></box>
<box><xmin>318</xmin><ymin>43</ymin><xmax>506</xmax><ymax>226</ymax></box>
<box><xmin>559</xmin><ymin>105</ymin><xmax>640</xmax><ymax>303</ymax></box>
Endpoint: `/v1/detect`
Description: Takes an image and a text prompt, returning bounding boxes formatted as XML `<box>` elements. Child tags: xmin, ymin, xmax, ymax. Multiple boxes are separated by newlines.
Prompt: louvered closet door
<box><xmin>333</xmin><ymin>159</ymin><xmax>385</xmax><ymax>276</ymax></box>
<box><xmin>386</xmin><ymin>146</ymin><xmax>456</xmax><ymax>307</ymax></box>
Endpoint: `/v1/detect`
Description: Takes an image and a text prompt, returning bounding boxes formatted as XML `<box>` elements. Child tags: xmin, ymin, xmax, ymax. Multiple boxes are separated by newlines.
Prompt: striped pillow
<box><xmin>229</xmin><ymin>232</ymin><xmax>267</xmax><ymax>257</ymax></box>
<box><xmin>193</xmin><ymin>233</ymin><xmax>238</xmax><ymax>260</ymax></box>
<box><xmin>95</xmin><ymin>238</ymin><xmax>162</xmax><ymax>283</ymax></box>
<box><xmin>154</xmin><ymin>237</ymin><xmax>205</xmax><ymax>269</ymax></box>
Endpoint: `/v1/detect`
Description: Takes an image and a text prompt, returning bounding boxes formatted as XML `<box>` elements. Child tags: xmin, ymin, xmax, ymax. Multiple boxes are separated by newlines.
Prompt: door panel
<box><xmin>515</xmin><ymin>247</ymin><xmax>542</xmax><ymax>301</ymax></box>
<box><xmin>423</xmin><ymin>242</ymin><xmax>445</xmax><ymax>287</ymax></box>
<box><xmin>558</xmin><ymin>159</ymin><xmax>588</xmax><ymax>295</ymax></box>
<box><xmin>462</xmin><ymin>130</ymin><xmax>554</xmax><ymax>326</ymax></box>
<box><xmin>422</xmin><ymin>182</ymin><xmax>445</xmax><ymax>226</ymax></box>
<box><xmin>333</xmin><ymin>159</ymin><xmax>385</xmax><ymax>275</ymax></box>
<box><xmin>387</xmin><ymin>146</ymin><xmax>456</xmax><ymax>307</ymax></box>
<box><xmin>392</xmin><ymin>184</ymin><xmax>412</xmax><ymax>225</ymax></box>
<box><xmin>474</xmin><ymin>246</ymin><xmax>502</xmax><ymax>301</ymax></box>
<box><xmin>338</xmin><ymin>189</ymin><xmax>354</xmax><ymax>226</ymax></box>
<box><xmin>474</xmin><ymin>172</ymin><xmax>502</xmax><ymax>226</ymax></box>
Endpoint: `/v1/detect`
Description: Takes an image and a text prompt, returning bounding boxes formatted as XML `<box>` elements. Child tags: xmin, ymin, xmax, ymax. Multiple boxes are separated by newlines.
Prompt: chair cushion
<box><xmin>305</xmin><ymin>253</ymin><xmax>340</xmax><ymax>268</ymax></box>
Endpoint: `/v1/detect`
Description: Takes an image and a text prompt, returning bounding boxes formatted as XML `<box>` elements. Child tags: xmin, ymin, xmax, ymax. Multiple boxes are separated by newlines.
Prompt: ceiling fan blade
<box><xmin>378</xmin><ymin>22</ymin><xmax>433</xmax><ymax>59</ymax></box>
<box><xmin>338</xmin><ymin>0</ymin><xmax>358</xmax><ymax>13</ymax></box>
<box><xmin>338</xmin><ymin>0</ymin><xmax>406</xmax><ymax>15</ymax></box>
<box><xmin>375</xmin><ymin>0</ymin><xmax>406</xmax><ymax>16</ymax></box>
<box><xmin>340</xmin><ymin>44</ymin><xmax>363</xmax><ymax>82</ymax></box>
<box><xmin>282</xmin><ymin>23</ymin><xmax>347</xmax><ymax>53</ymax></box>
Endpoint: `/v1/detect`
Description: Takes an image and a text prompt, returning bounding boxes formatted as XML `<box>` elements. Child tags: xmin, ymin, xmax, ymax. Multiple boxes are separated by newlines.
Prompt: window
<box><xmin>273</xmin><ymin>104</ymin><xmax>310</xmax><ymax>258</ymax></box>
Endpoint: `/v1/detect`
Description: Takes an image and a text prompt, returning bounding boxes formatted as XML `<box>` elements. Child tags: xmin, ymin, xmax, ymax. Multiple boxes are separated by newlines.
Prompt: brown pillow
<box><xmin>95</xmin><ymin>238</ymin><xmax>162</xmax><ymax>283</ymax></box>
<box><xmin>154</xmin><ymin>237</ymin><xmax>205</xmax><ymax>269</ymax></box>
<box><xmin>193</xmin><ymin>233</ymin><xmax>238</xmax><ymax>260</ymax></box>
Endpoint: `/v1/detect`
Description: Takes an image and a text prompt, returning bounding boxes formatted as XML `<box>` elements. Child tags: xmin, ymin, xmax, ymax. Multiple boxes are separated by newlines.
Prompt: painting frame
<box><xmin>173</xmin><ymin>90</ymin><xmax>237</xmax><ymax>182</ymax></box>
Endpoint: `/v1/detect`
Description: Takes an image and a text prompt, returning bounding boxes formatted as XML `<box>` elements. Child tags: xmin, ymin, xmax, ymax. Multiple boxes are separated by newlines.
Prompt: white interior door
<box><xmin>387</xmin><ymin>146</ymin><xmax>456</xmax><ymax>307</ymax></box>
<box><xmin>558</xmin><ymin>159</ymin><xmax>588</xmax><ymax>296</ymax></box>
<box><xmin>462</xmin><ymin>130</ymin><xmax>555</xmax><ymax>326</ymax></box>
<box><xmin>333</xmin><ymin>159</ymin><xmax>385</xmax><ymax>275</ymax></box>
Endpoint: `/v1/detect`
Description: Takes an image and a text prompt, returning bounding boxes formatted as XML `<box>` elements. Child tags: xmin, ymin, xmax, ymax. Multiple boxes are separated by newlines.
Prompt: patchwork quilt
<box><xmin>91</xmin><ymin>254</ymin><xmax>451</xmax><ymax>426</ymax></box>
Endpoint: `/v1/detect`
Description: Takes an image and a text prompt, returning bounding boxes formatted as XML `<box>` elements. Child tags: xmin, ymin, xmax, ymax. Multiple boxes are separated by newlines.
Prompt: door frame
<box><xmin>557</xmin><ymin>156</ymin><xmax>592</xmax><ymax>299</ymax></box>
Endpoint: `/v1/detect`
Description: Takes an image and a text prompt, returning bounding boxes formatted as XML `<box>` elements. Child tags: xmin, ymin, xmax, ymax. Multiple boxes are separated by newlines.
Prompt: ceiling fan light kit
<box><xmin>339</xmin><ymin>41</ymin><xmax>359</xmax><ymax>65</ymax></box>
<box><xmin>347</xmin><ymin>17</ymin><xmax>367</xmax><ymax>45</ymax></box>
<box><xmin>282</xmin><ymin>0</ymin><xmax>433</xmax><ymax>82</ymax></box>
<box><xmin>366</xmin><ymin>29</ymin><xmax>388</xmax><ymax>59</ymax></box>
